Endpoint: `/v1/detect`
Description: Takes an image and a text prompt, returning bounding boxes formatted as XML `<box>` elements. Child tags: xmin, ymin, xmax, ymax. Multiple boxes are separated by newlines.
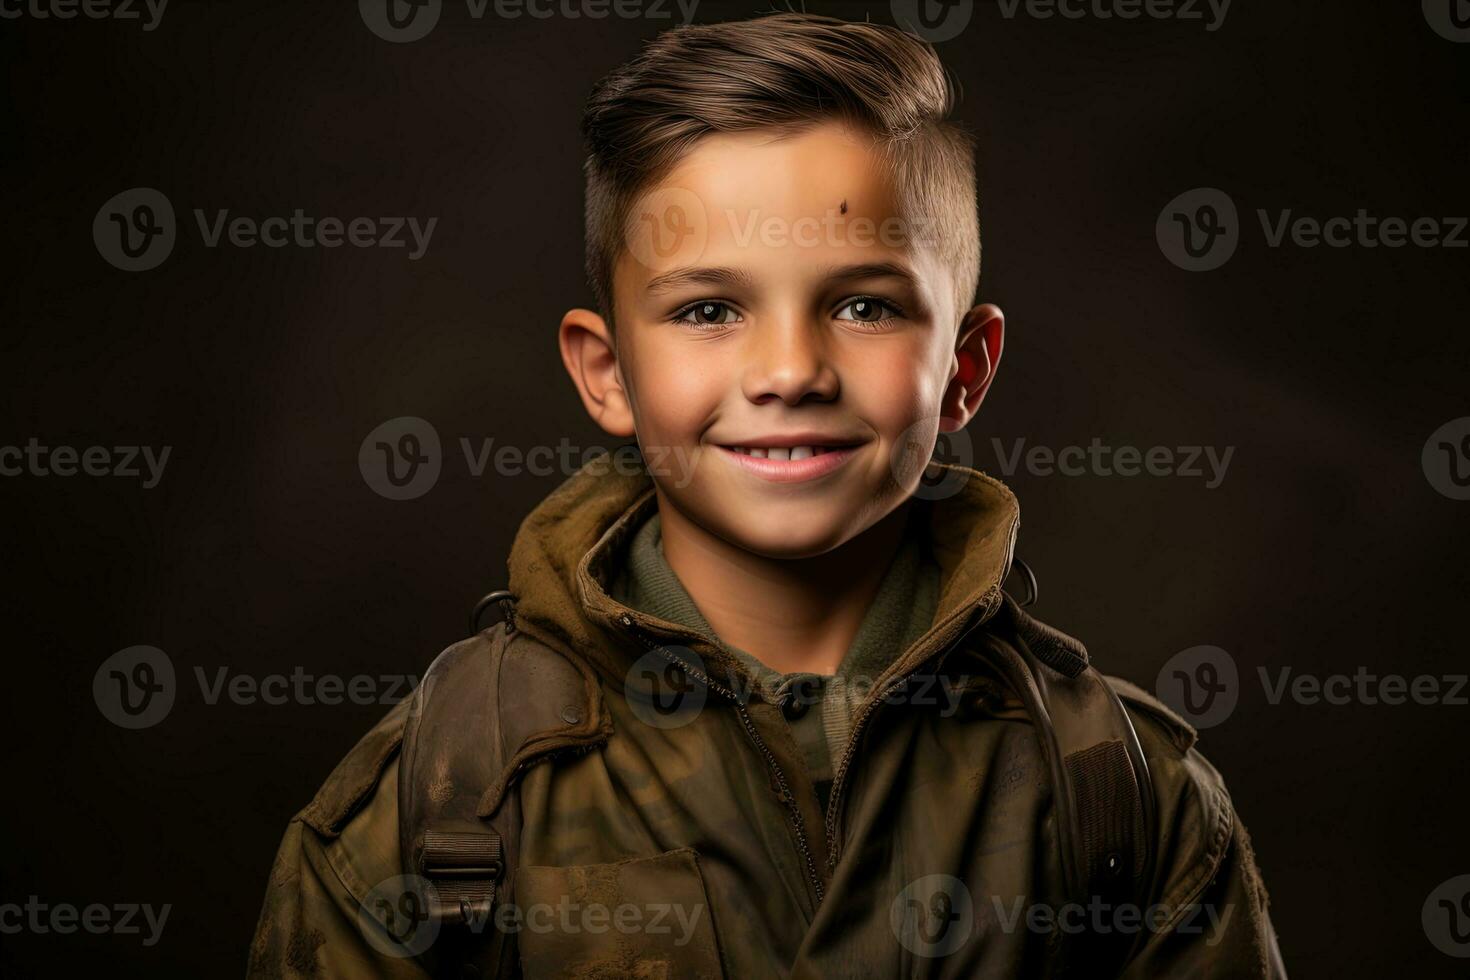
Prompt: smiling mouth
<box><xmin>714</xmin><ymin>442</ymin><xmax>865</xmax><ymax>483</ymax></box>
<box><xmin>724</xmin><ymin>445</ymin><xmax>840</xmax><ymax>460</ymax></box>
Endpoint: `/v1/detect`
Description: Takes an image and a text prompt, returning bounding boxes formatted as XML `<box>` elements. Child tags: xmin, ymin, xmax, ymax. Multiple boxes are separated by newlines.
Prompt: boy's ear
<box><xmin>939</xmin><ymin>303</ymin><xmax>1004</xmax><ymax>434</ymax></box>
<box><xmin>558</xmin><ymin>307</ymin><xmax>636</xmax><ymax>438</ymax></box>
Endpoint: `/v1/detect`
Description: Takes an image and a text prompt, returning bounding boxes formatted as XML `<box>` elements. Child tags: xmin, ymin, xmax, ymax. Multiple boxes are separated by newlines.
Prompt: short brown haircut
<box><xmin>580</xmin><ymin>11</ymin><xmax>980</xmax><ymax>328</ymax></box>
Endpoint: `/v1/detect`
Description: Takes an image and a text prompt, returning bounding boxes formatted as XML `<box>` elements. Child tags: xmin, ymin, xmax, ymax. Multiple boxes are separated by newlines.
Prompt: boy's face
<box><xmin>562</xmin><ymin>121</ymin><xmax>1002</xmax><ymax>559</ymax></box>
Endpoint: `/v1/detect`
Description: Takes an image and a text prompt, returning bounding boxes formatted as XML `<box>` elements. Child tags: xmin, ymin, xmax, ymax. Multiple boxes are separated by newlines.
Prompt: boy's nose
<box><xmin>740</xmin><ymin>320</ymin><xmax>840</xmax><ymax>406</ymax></box>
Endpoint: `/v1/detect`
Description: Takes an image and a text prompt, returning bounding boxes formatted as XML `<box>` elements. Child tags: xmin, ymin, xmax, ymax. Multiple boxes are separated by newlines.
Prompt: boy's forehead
<box><xmin>675</xmin><ymin>123</ymin><xmax>900</xmax><ymax>220</ymax></box>
<box><xmin>617</xmin><ymin>121</ymin><xmax>945</xmax><ymax>289</ymax></box>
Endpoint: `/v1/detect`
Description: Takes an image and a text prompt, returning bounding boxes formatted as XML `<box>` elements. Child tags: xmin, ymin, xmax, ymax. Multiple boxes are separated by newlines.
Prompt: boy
<box><xmin>250</xmin><ymin>13</ymin><xmax>1286</xmax><ymax>978</ymax></box>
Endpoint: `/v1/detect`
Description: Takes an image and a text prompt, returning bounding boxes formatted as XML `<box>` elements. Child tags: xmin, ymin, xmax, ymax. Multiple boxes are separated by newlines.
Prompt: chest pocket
<box><xmin>514</xmin><ymin>847</ymin><xmax>725</xmax><ymax>980</ymax></box>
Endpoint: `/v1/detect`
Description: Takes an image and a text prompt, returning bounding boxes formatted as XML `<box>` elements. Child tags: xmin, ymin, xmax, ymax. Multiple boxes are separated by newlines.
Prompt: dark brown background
<box><xmin>2</xmin><ymin>0</ymin><xmax>1467</xmax><ymax>975</ymax></box>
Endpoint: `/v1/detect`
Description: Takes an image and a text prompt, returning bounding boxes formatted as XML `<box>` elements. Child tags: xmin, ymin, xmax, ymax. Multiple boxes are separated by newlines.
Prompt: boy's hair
<box><xmin>580</xmin><ymin>12</ymin><xmax>981</xmax><ymax>329</ymax></box>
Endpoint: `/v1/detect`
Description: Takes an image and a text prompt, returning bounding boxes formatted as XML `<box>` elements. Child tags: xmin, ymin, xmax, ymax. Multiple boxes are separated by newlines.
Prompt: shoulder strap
<box><xmin>983</xmin><ymin>593</ymin><xmax>1158</xmax><ymax>978</ymax></box>
<box><xmin>396</xmin><ymin>592</ymin><xmax>607</xmax><ymax>977</ymax></box>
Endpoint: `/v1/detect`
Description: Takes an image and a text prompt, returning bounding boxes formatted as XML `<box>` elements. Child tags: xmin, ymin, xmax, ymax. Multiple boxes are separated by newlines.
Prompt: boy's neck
<box><xmin>654</xmin><ymin>491</ymin><xmax>912</xmax><ymax>676</ymax></box>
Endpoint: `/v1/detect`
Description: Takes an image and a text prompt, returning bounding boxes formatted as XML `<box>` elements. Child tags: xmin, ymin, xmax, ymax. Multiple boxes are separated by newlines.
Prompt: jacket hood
<box><xmin>506</xmin><ymin>451</ymin><xmax>1021</xmax><ymax>694</ymax></box>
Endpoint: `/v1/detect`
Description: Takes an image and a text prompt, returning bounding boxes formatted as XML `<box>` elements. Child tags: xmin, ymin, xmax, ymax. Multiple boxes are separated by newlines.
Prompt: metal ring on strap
<box><xmin>1010</xmin><ymin>557</ymin><xmax>1039</xmax><ymax>607</ymax></box>
<box><xmin>470</xmin><ymin>590</ymin><xmax>517</xmax><ymax>635</ymax></box>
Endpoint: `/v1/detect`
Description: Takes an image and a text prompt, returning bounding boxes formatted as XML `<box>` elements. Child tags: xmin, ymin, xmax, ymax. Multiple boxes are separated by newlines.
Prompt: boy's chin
<box><xmin>675</xmin><ymin>493</ymin><xmax>883</xmax><ymax>561</ymax></box>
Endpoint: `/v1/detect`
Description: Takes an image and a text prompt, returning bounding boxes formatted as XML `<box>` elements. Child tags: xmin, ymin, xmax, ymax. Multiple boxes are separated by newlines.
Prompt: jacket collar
<box><xmin>507</xmin><ymin>451</ymin><xmax>1021</xmax><ymax>693</ymax></box>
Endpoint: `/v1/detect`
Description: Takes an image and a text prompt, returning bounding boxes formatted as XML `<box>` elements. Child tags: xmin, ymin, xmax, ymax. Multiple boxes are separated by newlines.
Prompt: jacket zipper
<box><xmin>618</xmin><ymin>614</ymin><xmax>827</xmax><ymax>906</ymax></box>
<box><xmin>821</xmin><ymin>597</ymin><xmax>999</xmax><ymax>874</ymax></box>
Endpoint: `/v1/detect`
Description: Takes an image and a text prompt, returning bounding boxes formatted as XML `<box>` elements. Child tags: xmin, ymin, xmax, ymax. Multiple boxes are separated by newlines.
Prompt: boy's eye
<box><xmin>672</xmin><ymin>301</ymin><xmax>741</xmax><ymax>328</ymax></box>
<box><xmin>835</xmin><ymin>296</ymin><xmax>902</xmax><ymax>326</ymax></box>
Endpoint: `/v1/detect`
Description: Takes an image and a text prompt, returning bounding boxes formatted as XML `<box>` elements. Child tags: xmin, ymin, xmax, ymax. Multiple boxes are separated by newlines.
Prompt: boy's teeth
<box><xmin>730</xmin><ymin>444</ymin><xmax>839</xmax><ymax>459</ymax></box>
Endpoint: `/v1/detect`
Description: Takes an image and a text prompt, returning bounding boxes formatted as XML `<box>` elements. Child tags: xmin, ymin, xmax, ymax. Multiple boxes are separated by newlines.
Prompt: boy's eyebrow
<box><xmin>645</xmin><ymin>261</ymin><xmax>920</xmax><ymax>296</ymax></box>
<box><xmin>822</xmin><ymin>261</ymin><xmax>921</xmax><ymax>286</ymax></box>
<box><xmin>644</xmin><ymin>266</ymin><xmax>755</xmax><ymax>295</ymax></box>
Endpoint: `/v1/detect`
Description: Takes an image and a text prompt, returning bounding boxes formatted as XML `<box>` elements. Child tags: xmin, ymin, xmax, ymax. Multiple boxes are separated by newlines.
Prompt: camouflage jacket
<box><xmin>249</xmin><ymin>458</ymin><xmax>1286</xmax><ymax>978</ymax></box>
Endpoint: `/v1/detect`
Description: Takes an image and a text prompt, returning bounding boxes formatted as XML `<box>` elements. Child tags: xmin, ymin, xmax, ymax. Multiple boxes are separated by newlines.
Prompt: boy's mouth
<box><xmin>725</xmin><ymin>445</ymin><xmax>840</xmax><ymax>459</ymax></box>
<box><xmin>712</xmin><ymin>436</ymin><xmax>866</xmax><ymax>483</ymax></box>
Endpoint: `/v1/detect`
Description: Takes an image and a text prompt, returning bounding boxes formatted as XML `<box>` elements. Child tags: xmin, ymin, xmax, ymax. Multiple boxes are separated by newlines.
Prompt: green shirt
<box><xmin>610</xmin><ymin>508</ymin><xmax>940</xmax><ymax>811</ymax></box>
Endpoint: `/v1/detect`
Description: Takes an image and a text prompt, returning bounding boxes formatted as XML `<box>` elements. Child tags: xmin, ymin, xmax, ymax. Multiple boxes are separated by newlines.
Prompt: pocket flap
<box><xmin>514</xmin><ymin>847</ymin><xmax>724</xmax><ymax>979</ymax></box>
